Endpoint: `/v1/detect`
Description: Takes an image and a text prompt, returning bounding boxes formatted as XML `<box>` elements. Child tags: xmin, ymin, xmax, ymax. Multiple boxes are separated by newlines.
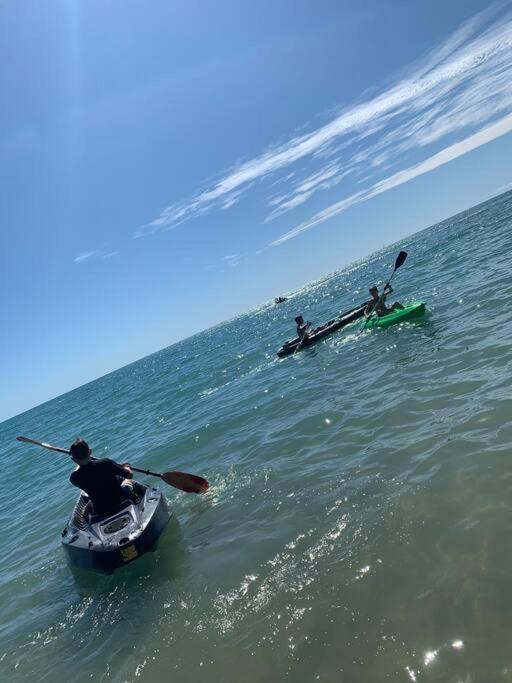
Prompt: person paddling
<box><xmin>365</xmin><ymin>284</ymin><xmax>404</xmax><ymax>317</ymax></box>
<box><xmin>69</xmin><ymin>438</ymin><xmax>143</xmax><ymax>518</ymax></box>
<box><xmin>295</xmin><ymin>315</ymin><xmax>313</xmax><ymax>341</ymax></box>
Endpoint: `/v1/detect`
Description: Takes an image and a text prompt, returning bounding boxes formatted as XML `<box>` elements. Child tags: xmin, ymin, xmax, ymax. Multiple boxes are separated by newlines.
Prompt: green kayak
<box><xmin>362</xmin><ymin>301</ymin><xmax>426</xmax><ymax>329</ymax></box>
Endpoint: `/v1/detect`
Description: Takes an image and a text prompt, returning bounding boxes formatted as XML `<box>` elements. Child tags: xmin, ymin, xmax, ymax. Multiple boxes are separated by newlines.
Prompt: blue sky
<box><xmin>2</xmin><ymin>0</ymin><xmax>512</xmax><ymax>421</ymax></box>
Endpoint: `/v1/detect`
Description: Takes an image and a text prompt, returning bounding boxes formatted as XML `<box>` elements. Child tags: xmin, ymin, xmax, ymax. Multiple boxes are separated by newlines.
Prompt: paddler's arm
<box><xmin>110</xmin><ymin>460</ymin><xmax>133</xmax><ymax>479</ymax></box>
<box><xmin>298</xmin><ymin>323</ymin><xmax>310</xmax><ymax>339</ymax></box>
<box><xmin>364</xmin><ymin>301</ymin><xmax>374</xmax><ymax>316</ymax></box>
<box><xmin>374</xmin><ymin>284</ymin><xmax>391</xmax><ymax>311</ymax></box>
<box><xmin>69</xmin><ymin>470</ymin><xmax>80</xmax><ymax>488</ymax></box>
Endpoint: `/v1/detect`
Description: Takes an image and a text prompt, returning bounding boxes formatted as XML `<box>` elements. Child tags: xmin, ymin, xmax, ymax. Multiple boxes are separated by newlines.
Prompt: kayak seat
<box><xmin>89</xmin><ymin>499</ymin><xmax>135</xmax><ymax>525</ymax></box>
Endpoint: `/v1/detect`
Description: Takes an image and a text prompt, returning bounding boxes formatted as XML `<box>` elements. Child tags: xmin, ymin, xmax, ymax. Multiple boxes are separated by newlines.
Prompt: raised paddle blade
<box><xmin>16</xmin><ymin>436</ymin><xmax>70</xmax><ymax>454</ymax></box>
<box><xmin>161</xmin><ymin>470</ymin><xmax>210</xmax><ymax>494</ymax></box>
<box><xmin>394</xmin><ymin>251</ymin><xmax>408</xmax><ymax>271</ymax></box>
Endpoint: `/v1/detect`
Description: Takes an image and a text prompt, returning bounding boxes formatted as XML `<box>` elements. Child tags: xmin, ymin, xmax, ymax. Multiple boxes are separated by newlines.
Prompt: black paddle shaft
<box><xmin>82</xmin><ymin>455</ymin><xmax>162</xmax><ymax>478</ymax></box>
<box><xmin>29</xmin><ymin>442</ymin><xmax>161</xmax><ymax>478</ymax></box>
<box><xmin>383</xmin><ymin>251</ymin><xmax>408</xmax><ymax>289</ymax></box>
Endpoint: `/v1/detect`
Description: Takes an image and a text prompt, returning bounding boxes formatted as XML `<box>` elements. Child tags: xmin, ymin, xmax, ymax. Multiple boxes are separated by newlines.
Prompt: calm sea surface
<box><xmin>1</xmin><ymin>191</ymin><xmax>512</xmax><ymax>682</ymax></box>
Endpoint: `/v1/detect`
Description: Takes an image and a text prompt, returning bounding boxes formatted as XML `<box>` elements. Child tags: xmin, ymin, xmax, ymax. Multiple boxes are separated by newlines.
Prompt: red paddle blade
<box><xmin>161</xmin><ymin>470</ymin><xmax>209</xmax><ymax>494</ymax></box>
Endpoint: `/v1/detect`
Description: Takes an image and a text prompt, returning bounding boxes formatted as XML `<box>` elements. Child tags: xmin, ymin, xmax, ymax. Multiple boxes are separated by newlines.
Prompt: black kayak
<box><xmin>61</xmin><ymin>484</ymin><xmax>172</xmax><ymax>574</ymax></box>
<box><xmin>277</xmin><ymin>303</ymin><xmax>366</xmax><ymax>357</ymax></box>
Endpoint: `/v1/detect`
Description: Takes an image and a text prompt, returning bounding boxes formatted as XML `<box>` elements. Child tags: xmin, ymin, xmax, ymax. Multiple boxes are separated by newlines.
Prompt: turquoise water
<box><xmin>1</xmin><ymin>190</ymin><xmax>512</xmax><ymax>682</ymax></box>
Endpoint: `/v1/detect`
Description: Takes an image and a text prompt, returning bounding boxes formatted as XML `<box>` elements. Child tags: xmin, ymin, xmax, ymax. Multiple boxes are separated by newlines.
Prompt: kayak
<box><xmin>61</xmin><ymin>484</ymin><xmax>172</xmax><ymax>574</ymax></box>
<box><xmin>277</xmin><ymin>303</ymin><xmax>366</xmax><ymax>357</ymax></box>
<box><xmin>362</xmin><ymin>301</ymin><xmax>426</xmax><ymax>329</ymax></box>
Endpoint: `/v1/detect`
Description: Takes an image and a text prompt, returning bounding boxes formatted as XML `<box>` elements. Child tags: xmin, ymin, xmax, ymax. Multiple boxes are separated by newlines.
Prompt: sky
<box><xmin>1</xmin><ymin>0</ymin><xmax>512</xmax><ymax>422</ymax></box>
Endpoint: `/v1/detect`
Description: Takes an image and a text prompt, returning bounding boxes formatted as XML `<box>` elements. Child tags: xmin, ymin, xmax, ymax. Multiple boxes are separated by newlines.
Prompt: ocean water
<box><xmin>1</xmin><ymin>190</ymin><xmax>512</xmax><ymax>683</ymax></box>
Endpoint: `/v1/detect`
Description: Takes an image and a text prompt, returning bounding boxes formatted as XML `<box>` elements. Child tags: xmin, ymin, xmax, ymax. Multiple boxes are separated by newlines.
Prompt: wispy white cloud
<box><xmin>74</xmin><ymin>251</ymin><xmax>97</xmax><ymax>263</ymax></box>
<box><xmin>269</xmin><ymin>113</ymin><xmax>512</xmax><ymax>246</ymax></box>
<box><xmin>136</xmin><ymin>2</ymin><xmax>512</xmax><ymax>242</ymax></box>
<box><xmin>266</xmin><ymin>163</ymin><xmax>351</xmax><ymax>219</ymax></box>
<box><xmin>222</xmin><ymin>253</ymin><xmax>242</xmax><ymax>266</ymax></box>
<box><xmin>74</xmin><ymin>250</ymin><xmax>120</xmax><ymax>263</ymax></box>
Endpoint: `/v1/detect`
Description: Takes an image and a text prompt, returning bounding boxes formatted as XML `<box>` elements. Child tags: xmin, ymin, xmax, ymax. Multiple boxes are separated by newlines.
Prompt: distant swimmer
<box><xmin>365</xmin><ymin>284</ymin><xmax>405</xmax><ymax>317</ymax></box>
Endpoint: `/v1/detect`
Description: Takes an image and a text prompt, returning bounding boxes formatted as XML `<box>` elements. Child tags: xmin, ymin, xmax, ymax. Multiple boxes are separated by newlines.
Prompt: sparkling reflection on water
<box><xmin>1</xmin><ymin>191</ymin><xmax>512</xmax><ymax>682</ymax></box>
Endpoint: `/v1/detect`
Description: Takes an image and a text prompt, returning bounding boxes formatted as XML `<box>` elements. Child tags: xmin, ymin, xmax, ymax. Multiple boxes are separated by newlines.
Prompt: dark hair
<box><xmin>295</xmin><ymin>315</ymin><xmax>303</xmax><ymax>324</ymax></box>
<box><xmin>70</xmin><ymin>438</ymin><xmax>90</xmax><ymax>461</ymax></box>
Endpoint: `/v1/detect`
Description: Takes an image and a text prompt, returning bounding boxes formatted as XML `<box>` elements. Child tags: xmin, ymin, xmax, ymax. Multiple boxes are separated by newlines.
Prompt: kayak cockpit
<box><xmin>62</xmin><ymin>485</ymin><xmax>172</xmax><ymax>573</ymax></box>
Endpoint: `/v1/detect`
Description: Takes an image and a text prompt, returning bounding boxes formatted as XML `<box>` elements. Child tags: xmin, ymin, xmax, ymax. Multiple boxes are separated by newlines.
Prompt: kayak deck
<box><xmin>277</xmin><ymin>304</ymin><xmax>366</xmax><ymax>357</ymax></box>
<box><xmin>61</xmin><ymin>485</ymin><xmax>172</xmax><ymax>574</ymax></box>
<box><xmin>362</xmin><ymin>301</ymin><xmax>426</xmax><ymax>329</ymax></box>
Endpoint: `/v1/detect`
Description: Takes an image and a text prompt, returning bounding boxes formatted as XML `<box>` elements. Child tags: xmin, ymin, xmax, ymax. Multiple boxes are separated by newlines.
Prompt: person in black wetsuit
<box><xmin>69</xmin><ymin>438</ymin><xmax>139</xmax><ymax>517</ymax></box>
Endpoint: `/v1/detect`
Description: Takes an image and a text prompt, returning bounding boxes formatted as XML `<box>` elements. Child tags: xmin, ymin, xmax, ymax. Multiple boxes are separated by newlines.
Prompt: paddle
<box><xmin>16</xmin><ymin>436</ymin><xmax>209</xmax><ymax>494</ymax></box>
<box><xmin>362</xmin><ymin>250</ymin><xmax>408</xmax><ymax>330</ymax></box>
<box><xmin>337</xmin><ymin>302</ymin><xmax>369</xmax><ymax>321</ymax></box>
<box><xmin>293</xmin><ymin>319</ymin><xmax>315</xmax><ymax>355</ymax></box>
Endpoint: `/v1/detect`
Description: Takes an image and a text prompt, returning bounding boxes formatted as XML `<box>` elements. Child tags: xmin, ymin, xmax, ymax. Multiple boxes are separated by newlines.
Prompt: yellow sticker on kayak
<box><xmin>121</xmin><ymin>544</ymin><xmax>138</xmax><ymax>562</ymax></box>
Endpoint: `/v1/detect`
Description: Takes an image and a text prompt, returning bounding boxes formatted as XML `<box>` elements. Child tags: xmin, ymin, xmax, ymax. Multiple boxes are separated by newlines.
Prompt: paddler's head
<box><xmin>70</xmin><ymin>438</ymin><xmax>92</xmax><ymax>465</ymax></box>
<box><xmin>295</xmin><ymin>315</ymin><xmax>304</xmax><ymax>325</ymax></box>
<box><xmin>369</xmin><ymin>285</ymin><xmax>378</xmax><ymax>299</ymax></box>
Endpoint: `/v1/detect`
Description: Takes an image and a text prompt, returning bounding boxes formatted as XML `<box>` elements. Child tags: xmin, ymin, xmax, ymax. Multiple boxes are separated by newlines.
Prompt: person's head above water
<box><xmin>70</xmin><ymin>438</ymin><xmax>92</xmax><ymax>465</ymax></box>
<box><xmin>295</xmin><ymin>315</ymin><xmax>304</xmax><ymax>325</ymax></box>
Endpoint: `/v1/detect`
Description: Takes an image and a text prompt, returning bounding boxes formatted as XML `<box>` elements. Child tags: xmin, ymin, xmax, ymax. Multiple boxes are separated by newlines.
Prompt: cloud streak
<box><xmin>74</xmin><ymin>251</ymin><xmax>97</xmax><ymax>263</ymax></box>
<box><xmin>137</xmin><ymin>2</ymin><xmax>512</xmax><ymax>244</ymax></box>
<box><xmin>73</xmin><ymin>250</ymin><xmax>120</xmax><ymax>263</ymax></box>
<box><xmin>222</xmin><ymin>253</ymin><xmax>242</xmax><ymax>267</ymax></box>
<box><xmin>269</xmin><ymin>113</ymin><xmax>512</xmax><ymax>245</ymax></box>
